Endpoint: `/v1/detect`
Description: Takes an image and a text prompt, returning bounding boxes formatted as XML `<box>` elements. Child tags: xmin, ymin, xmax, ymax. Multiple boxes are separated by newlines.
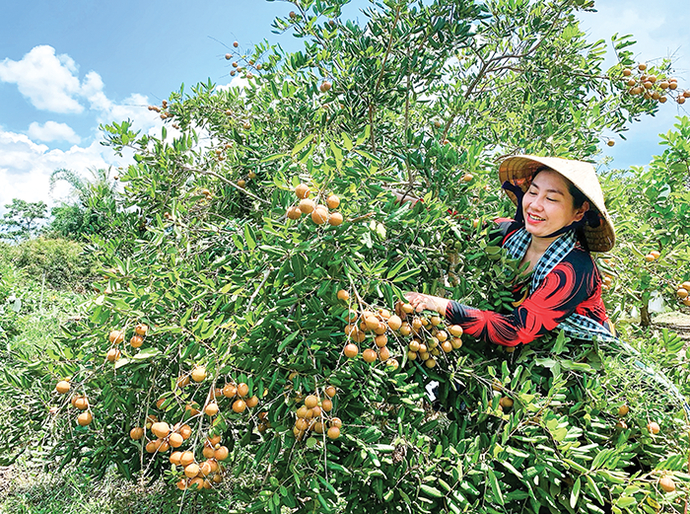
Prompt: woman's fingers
<box><xmin>404</xmin><ymin>292</ymin><xmax>430</xmax><ymax>312</ymax></box>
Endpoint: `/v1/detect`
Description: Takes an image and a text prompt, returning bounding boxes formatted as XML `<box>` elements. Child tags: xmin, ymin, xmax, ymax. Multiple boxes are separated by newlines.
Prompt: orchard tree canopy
<box><xmin>3</xmin><ymin>1</ymin><xmax>690</xmax><ymax>514</ymax></box>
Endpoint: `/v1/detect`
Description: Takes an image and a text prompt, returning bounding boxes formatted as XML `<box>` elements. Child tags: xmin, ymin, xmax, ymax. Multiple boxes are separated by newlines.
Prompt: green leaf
<box><xmin>291</xmin><ymin>134</ymin><xmax>315</xmax><ymax>156</ymax></box>
<box><xmin>420</xmin><ymin>484</ymin><xmax>443</xmax><ymax>498</ymax></box>
<box><xmin>132</xmin><ymin>348</ymin><xmax>161</xmax><ymax>361</ymax></box>
<box><xmin>570</xmin><ymin>477</ymin><xmax>581</xmax><ymax>509</ymax></box>
<box><xmin>487</xmin><ymin>469</ymin><xmax>504</xmax><ymax>505</ymax></box>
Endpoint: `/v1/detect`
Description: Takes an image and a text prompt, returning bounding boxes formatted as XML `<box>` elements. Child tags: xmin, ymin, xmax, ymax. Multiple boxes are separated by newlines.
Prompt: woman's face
<box><xmin>522</xmin><ymin>170</ymin><xmax>589</xmax><ymax>238</ymax></box>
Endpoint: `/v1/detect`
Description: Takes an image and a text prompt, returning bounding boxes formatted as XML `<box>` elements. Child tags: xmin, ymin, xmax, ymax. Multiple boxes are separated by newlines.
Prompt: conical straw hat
<box><xmin>498</xmin><ymin>155</ymin><xmax>615</xmax><ymax>252</ymax></box>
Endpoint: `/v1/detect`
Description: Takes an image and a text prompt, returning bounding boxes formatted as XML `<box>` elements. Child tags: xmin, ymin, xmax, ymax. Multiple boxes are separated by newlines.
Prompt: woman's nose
<box><xmin>531</xmin><ymin>194</ymin><xmax>545</xmax><ymax>210</ymax></box>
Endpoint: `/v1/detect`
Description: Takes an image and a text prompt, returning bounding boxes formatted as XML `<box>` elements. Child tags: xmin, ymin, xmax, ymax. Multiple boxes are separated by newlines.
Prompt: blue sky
<box><xmin>0</xmin><ymin>0</ymin><xmax>688</xmax><ymax>212</ymax></box>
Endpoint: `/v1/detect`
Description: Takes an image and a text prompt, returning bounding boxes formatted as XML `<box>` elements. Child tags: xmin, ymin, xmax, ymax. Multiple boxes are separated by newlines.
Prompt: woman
<box><xmin>405</xmin><ymin>155</ymin><xmax>618</xmax><ymax>347</ymax></box>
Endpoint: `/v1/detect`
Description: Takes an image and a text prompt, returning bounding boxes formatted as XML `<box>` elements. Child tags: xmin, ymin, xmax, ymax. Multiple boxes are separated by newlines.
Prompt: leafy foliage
<box><xmin>0</xmin><ymin>199</ymin><xmax>48</xmax><ymax>242</ymax></box>
<box><xmin>2</xmin><ymin>1</ymin><xmax>690</xmax><ymax>513</ymax></box>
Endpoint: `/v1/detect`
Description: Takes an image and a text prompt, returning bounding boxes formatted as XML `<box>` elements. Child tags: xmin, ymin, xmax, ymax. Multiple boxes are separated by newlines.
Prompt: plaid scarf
<box><xmin>502</xmin><ymin>227</ymin><xmax>618</xmax><ymax>343</ymax></box>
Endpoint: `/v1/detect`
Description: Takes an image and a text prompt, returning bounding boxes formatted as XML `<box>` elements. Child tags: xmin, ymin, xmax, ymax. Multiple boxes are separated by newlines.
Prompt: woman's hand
<box><xmin>404</xmin><ymin>292</ymin><xmax>450</xmax><ymax>315</ymax></box>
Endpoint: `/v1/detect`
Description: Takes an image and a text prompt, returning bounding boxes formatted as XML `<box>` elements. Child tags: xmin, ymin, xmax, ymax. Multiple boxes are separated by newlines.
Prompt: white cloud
<box><xmin>0</xmin><ymin>45</ymin><xmax>85</xmax><ymax>113</ymax></box>
<box><xmin>0</xmin><ymin>129</ymin><xmax>116</xmax><ymax>210</ymax></box>
<box><xmin>27</xmin><ymin>121</ymin><xmax>81</xmax><ymax>144</ymax></box>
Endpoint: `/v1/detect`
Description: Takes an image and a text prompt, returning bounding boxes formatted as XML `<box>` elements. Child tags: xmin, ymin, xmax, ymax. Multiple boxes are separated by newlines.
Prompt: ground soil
<box><xmin>653</xmin><ymin>312</ymin><xmax>690</xmax><ymax>341</ymax></box>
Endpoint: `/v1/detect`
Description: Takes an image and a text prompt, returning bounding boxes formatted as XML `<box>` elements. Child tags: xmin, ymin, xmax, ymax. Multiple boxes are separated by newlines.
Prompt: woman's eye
<box><xmin>547</xmin><ymin>197</ymin><xmax>558</xmax><ymax>202</ymax></box>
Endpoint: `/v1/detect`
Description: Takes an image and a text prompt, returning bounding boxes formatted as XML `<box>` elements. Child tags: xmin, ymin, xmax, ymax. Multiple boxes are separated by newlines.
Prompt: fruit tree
<box><xmin>2</xmin><ymin>1</ymin><xmax>690</xmax><ymax>513</ymax></box>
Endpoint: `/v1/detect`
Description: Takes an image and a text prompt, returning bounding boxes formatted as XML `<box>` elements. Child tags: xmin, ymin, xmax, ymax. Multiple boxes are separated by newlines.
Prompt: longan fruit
<box><xmin>299</xmin><ymin>198</ymin><xmax>315</xmax><ymax>214</ymax></box>
<box><xmin>326</xmin><ymin>195</ymin><xmax>340</xmax><ymax>209</ymax></box>
<box><xmin>328</xmin><ymin>212</ymin><xmax>343</xmax><ymax>226</ymax></box>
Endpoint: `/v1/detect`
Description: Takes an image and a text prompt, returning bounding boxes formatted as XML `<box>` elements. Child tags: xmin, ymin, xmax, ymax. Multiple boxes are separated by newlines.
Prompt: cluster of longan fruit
<box><xmin>174</xmin><ymin>366</ymin><xmax>260</xmax><ymax>416</ymax></box>
<box><xmin>224</xmin><ymin>40</ymin><xmax>263</xmax><ymax>78</ymax></box>
<box><xmin>171</xmin><ymin>433</ymin><xmax>230</xmax><ymax>491</ymax></box>
<box><xmin>290</xmin><ymin>386</ymin><xmax>342</xmax><ymax>441</ymax></box>
<box><xmin>286</xmin><ymin>184</ymin><xmax>343</xmax><ymax>226</ymax></box>
<box><xmin>148</xmin><ymin>100</ymin><xmax>170</xmax><ymax>118</ymax></box>
<box><xmin>127</xmin><ymin>368</ymin><xmax>260</xmax><ymax>491</ymax></box>
<box><xmin>675</xmin><ymin>280</ymin><xmax>690</xmax><ymax>307</ymax></box>
<box><xmin>105</xmin><ymin>323</ymin><xmax>149</xmax><ymax>364</ymax></box>
<box><xmin>622</xmin><ymin>64</ymin><xmax>689</xmax><ymax>105</ymax></box>
<box><xmin>338</xmin><ymin>293</ymin><xmax>464</xmax><ymax>370</ymax></box>
<box><xmin>393</xmin><ymin>302</ymin><xmax>464</xmax><ymax>369</ymax></box>
<box><xmin>54</xmin><ymin>379</ymin><xmax>93</xmax><ymax>427</ymax></box>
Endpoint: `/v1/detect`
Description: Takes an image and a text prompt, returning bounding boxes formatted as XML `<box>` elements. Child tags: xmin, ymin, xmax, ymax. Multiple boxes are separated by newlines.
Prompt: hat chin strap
<box><xmin>501</xmin><ymin>181</ymin><xmax>600</xmax><ymax>239</ymax></box>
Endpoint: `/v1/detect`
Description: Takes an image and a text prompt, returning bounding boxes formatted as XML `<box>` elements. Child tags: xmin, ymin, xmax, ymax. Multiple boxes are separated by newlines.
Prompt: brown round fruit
<box><xmin>73</xmin><ymin>396</ymin><xmax>89</xmax><ymax>410</ymax></box>
<box><xmin>618</xmin><ymin>405</ymin><xmax>629</xmax><ymax>416</ymax></box>
<box><xmin>130</xmin><ymin>427</ymin><xmax>144</xmax><ymax>440</ymax></box>
<box><xmin>378</xmin><ymin>346</ymin><xmax>391</xmax><ymax>361</ymax></box>
<box><xmin>135</xmin><ymin>324</ymin><xmax>148</xmax><ymax>336</ymax></box>
<box><xmin>170</xmin><ymin>451</ymin><xmax>183</xmax><ymax>466</ymax></box>
<box><xmin>232</xmin><ymin>399</ymin><xmax>247</xmax><ymax>413</ymax></box>
<box><xmin>205</xmin><ymin>402</ymin><xmax>219</xmax><ymax>417</ymax></box>
<box><xmin>130</xmin><ymin>335</ymin><xmax>143</xmax><ymax>348</ymax></box>
<box><xmin>325</xmin><ymin>386</ymin><xmax>337</xmax><ymax>398</ymax></box>
<box><xmin>387</xmin><ymin>314</ymin><xmax>402</xmax><ymax>331</ymax></box>
<box><xmin>151</xmin><ymin>422</ymin><xmax>170</xmax><ymax>439</ymax></box>
<box><xmin>178</xmin><ymin>424</ymin><xmax>193</xmax><ymax>440</ymax></box>
<box><xmin>320</xmin><ymin>81</ymin><xmax>332</xmax><ymax>92</ymax></box>
<box><xmin>169</xmin><ymin>433</ymin><xmax>184</xmax><ymax>448</ymax></box>
<box><xmin>344</xmin><ymin>343</ymin><xmax>359</xmax><ymax>358</ymax></box>
<box><xmin>237</xmin><ymin>383</ymin><xmax>249</xmax><ymax>397</ymax></box>
<box><xmin>56</xmin><ymin>380</ymin><xmax>70</xmax><ymax>394</ymax></box>
<box><xmin>287</xmin><ymin>206</ymin><xmax>302</xmax><ymax>220</ymax></box>
<box><xmin>659</xmin><ymin>477</ymin><xmax>676</xmax><ymax>493</ymax></box>
<box><xmin>179</xmin><ymin>451</ymin><xmax>195</xmax><ymax>467</ymax></box>
<box><xmin>299</xmin><ymin>198</ymin><xmax>315</xmax><ymax>214</ymax></box>
<box><xmin>647</xmin><ymin>421</ymin><xmax>660</xmax><ymax>434</ymax></box>
<box><xmin>311</xmin><ymin>207</ymin><xmax>329</xmax><ymax>224</ymax></box>
<box><xmin>337</xmin><ymin>289</ymin><xmax>350</xmax><ymax>301</ymax></box>
<box><xmin>185</xmin><ymin>463</ymin><xmax>200</xmax><ymax>479</ymax></box>
<box><xmin>295</xmin><ymin>183</ymin><xmax>310</xmax><ymax>199</ymax></box>
<box><xmin>304</xmin><ymin>395</ymin><xmax>319</xmax><ymax>409</ymax></box>
<box><xmin>191</xmin><ymin>366</ymin><xmax>206</xmax><ymax>382</ymax></box>
<box><xmin>109</xmin><ymin>330</ymin><xmax>125</xmax><ymax>344</ymax></box>
<box><xmin>499</xmin><ymin>397</ymin><xmax>514</xmax><ymax>409</ymax></box>
<box><xmin>607</xmin><ymin>140</ymin><xmax>615</xmax><ymax>147</ymax></box>
<box><xmin>322</xmin><ymin>399</ymin><xmax>333</xmax><ymax>412</ymax></box>
<box><xmin>77</xmin><ymin>412</ymin><xmax>93</xmax><ymax>426</ymax></box>
<box><xmin>327</xmin><ymin>426</ymin><xmax>340</xmax><ymax>439</ymax></box>
<box><xmin>362</xmin><ymin>349</ymin><xmax>377</xmax><ymax>363</ymax></box>
<box><xmin>106</xmin><ymin>348</ymin><xmax>121</xmax><ymax>362</ymax></box>
<box><xmin>215</xmin><ymin>446</ymin><xmax>229</xmax><ymax>461</ymax></box>
<box><xmin>328</xmin><ymin>212</ymin><xmax>344</xmax><ymax>226</ymax></box>
<box><xmin>326</xmin><ymin>195</ymin><xmax>340</xmax><ymax>209</ymax></box>
<box><xmin>222</xmin><ymin>384</ymin><xmax>237</xmax><ymax>399</ymax></box>
<box><xmin>246</xmin><ymin>395</ymin><xmax>259</xmax><ymax>408</ymax></box>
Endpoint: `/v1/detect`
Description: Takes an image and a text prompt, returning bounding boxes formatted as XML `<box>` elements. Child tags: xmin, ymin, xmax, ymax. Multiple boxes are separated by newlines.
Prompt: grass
<box><xmin>1</xmin><ymin>464</ymin><xmax>240</xmax><ymax>514</ymax></box>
